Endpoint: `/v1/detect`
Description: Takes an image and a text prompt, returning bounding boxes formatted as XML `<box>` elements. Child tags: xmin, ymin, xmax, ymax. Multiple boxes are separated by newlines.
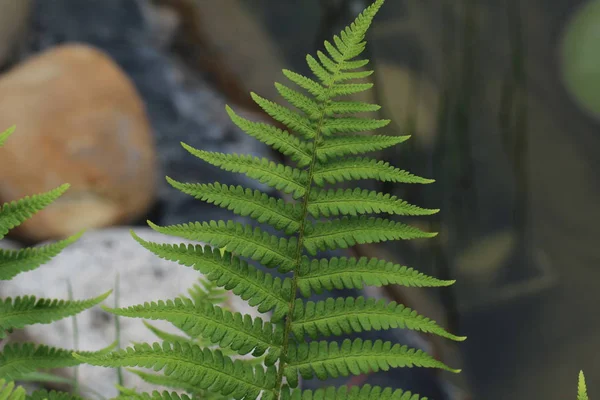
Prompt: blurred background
<box><xmin>0</xmin><ymin>0</ymin><xmax>599</xmax><ymax>399</ymax></box>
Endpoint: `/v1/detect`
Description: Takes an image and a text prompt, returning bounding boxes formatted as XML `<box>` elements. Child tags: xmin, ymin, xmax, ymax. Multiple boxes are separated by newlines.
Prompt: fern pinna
<box><xmin>76</xmin><ymin>1</ymin><xmax>465</xmax><ymax>399</ymax></box>
<box><xmin>0</xmin><ymin>126</ymin><xmax>111</xmax><ymax>398</ymax></box>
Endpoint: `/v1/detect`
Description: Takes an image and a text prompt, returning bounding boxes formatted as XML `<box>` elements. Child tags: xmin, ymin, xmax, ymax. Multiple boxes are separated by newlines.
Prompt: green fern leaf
<box><xmin>27</xmin><ymin>390</ymin><xmax>84</xmax><ymax>400</ymax></box>
<box><xmin>131</xmin><ymin>232</ymin><xmax>290</xmax><ymax>319</ymax></box>
<box><xmin>0</xmin><ymin>343</ymin><xmax>114</xmax><ymax>381</ymax></box>
<box><xmin>166</xmin><ymin>178</ymin><xmax>301</xmax><ymax>234</ymax></box>
<box><xmin>104</xmin><ymin>297</ymin><xmax>282</xmax><ymax>360</ymax></box>
<box><xmin>126</xmin><ymin>369</ymin><xmax>201</xmax><ymax>394</ymax></box>
<box><xmin>0</xmin><ymin>379</ymin><xmax>26</xmax><ymax>400</ymax></box>
<box><xmin>180</xmin><ymin>144</ymin><xmax>308</xmax><ymax>199</ymax></box>
<box><xmin>147</xmin><ymin>220</ymin><xmax>297</xmax><ymax>272</ymax></box>
<box><xmin>321</xmin><ymin>117</ymin><xmax>390</xmax><ymax>136</ymax></box>
<box><xmin>579</xmin><ymin>370</ymin><xmax>589</xmax><ymax>400</ymax></box>
<box><xmin>274</xmin><ymin>83</ymin><xmax>321</xmax><ymax>119</ymax></box>
<box><xmin>326</xmin><ymin>100</ymin><xmax>381</xmax><ymax>114</ymax></box>
<box><xmin>280</xmin><ymin>385</ymin><xmax>426</xmax><ymax>400</ymax></box>
<box><xmin>225</xmin><ymin>106</ymin><xmax>312</xmax><ymax>166</ymax></box>
<box><xmin>291</xmin><ymin>296</ymin><xmax>466</xmax><ymax>341</ymax></box>
<box><xmin>0</xmin><ymin>126</ymin><xmax>16</xmax><ymax>147</ymax></box>
<box><xmin>308</xmin><ymin>188</ymin><xmax>438</xmax><ymax>218</ymax></box>
<box><xmin>74</xmin><ymin>342</ymin><xmax>277</xmax><ymax>400</ymax></box>
<box><xmin>297</xmin><ymin>256</ymin><xmax>454</xmax><ymax>297</ymax></box>
<box><xmin>281</xmin><ymin>70</ymin><xmax>325</xmax><ymax>99</ymax></box>
<box><xmin>304</xmin><ymin>216</ymin><xmax>436</xmax><ymax>255</ymax></box>
<box><xmin>250</xmin><ymin>93</ymin><xmax>316</xmax><ymax>139</ymax></box>
<box><xmin>143</xmin><ymin>321</ymin><xmax>194</xmax><ymax>345</ymax></box>
<box><xmin>0</xmin><ymin>290</ymin><xmax>111</xmax><ymax>338</ymax></box>
<box><xmin>285</xmin><ymin>338</ymin><xmax>459</xmax><ymax>387</ymax></box>
<box><xmin>0</xmin><ymin>231</ymin><xmax>83</xmax><ymax>281</ymax></box>
<box><xmin>316</xmin><ymin>134</ymin><xmax>409</xmax><ymax>162</ymax></box>
<box><xmin>313</xmin><ymin>157</ymin><xmax>433</xmax><ymax>186</ymax></box>
<box><xmin>0</xmin><ymin>184</ymin><xmax>71</xmax><ymax>240</ymax></box>
<box><xmin>115</xmin><ymin>390</ymin><xmax>193</xmax><ymax>400</ymax></box>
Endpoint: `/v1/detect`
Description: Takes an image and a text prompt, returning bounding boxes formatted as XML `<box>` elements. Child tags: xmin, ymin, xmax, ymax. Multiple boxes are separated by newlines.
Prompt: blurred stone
<box><xmin>0</xmin><ymin>227</ymin><xmax>261</xmax><ymax>397</ymax></box>
<box><xmin>0</xmin><ymin>0</ymin><xmax>32</xmax><ymax>67</ymax></box>
<box><xmin>0</xmin><ymin>44</ymin><xmax>157</xmax><ymax>242</ymax></box>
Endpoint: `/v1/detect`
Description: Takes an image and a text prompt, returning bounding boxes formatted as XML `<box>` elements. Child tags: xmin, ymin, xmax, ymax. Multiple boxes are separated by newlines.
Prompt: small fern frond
<box><xmin>115</xmin><ymin>389</ymin><xmax>193</xmax><ymax>400</ymax></box>
<box><xmin>280</xmin><ymin>385</ymin><xmax>426</xmax><ymax>400</ymax></box>
<box><xmin>27</xmin><ymin>390</ymin><xmax>84</xmax><ymax>400</ymax></box>
<box><xmin>579</xmin><ymin>371</ymin><xmax>589</xmax><ymax>400</ymax></box>
<box><xmin>321</xmin><ymin>117</ymin><xmax>390</xmax><ymax>136</ymax></box>
<box><xmin>313</xmin><ymin>158</ymin><xmax>434</xmax><ymax>186</ymax></box>
<box><xmin>0</xmin><ymin>290</ymin><xmax>111</xmax><ymax>338</ymax></box>
<box><xmin>304</xmin><ymin>217</ymin><xmax>436</xmax><ymax>255</ymax></box>
<box><xmin>285</xmin><ymin>338</ymin><xmax>458</xmax><ymax>387</ymax></box>
<box><xmin>143</xmin><ymin>321</ymin><xmax>194</xmax><ymax>345</ymax></box>
<box><xmin>326</xmin><ymin>100</ymin><xmax>380</xmax><ymax>114</ymax></box>
<box><xmin>0</xmin><ymin>379</ymin><xmax>26</xmax><ymax>400</ymax></box>
<box><xmin>147</xmin><ymin>220</ymin><xmax>298</xmax><ymax>272</ymax></box>
<box><xmin>166</xmin><ymin>178</ymin><xmax>301</xmax><ymax>235</ymax></box>
<box><xmin>131</xmin><ymin>232</ymin><xmax>290</xmax><ymax>319</ymax></box>
<box><xmin>251</xmin><ymin>93</ymin><xmax>316</xmax><ymax>139</ymax></box>
<box><xmin>308</xmin><ymin>188</ymin><xmax>438</xmax><ymax>218</ymax></box>
<box><xmin>316</xmin><ymin>134</ymin><xmax>409</xmax><ymax>162</ymax></box>
<box><xmin>181</xmin><ymin>144</ymin><xmax>308</xmax><ymax>199</ymax></box>
<box><xmin>185</xmin><ymin>277</ymin><xmax>229</xmax><ymax>305</ymax></box>
<box><xmin>0</xmin><ymin>126</ymin><xmax>16</xmax><ymax>147</ymax></box>
<box><xmin>0</xmin><ymin>342</ymin><xmax>115</xmax><ymax>381</ymax></box>
<box><xmin>0</xmin><ymin>231</ymin><xmax>83</xmax><ymax>281</ymax></box>
<box><xmin>126</xmin><ymin>369</ymin><xmax>200</xmax><ymax>394</ymax></box>
<box><xmin>297</xmin><ymin>256</ymin><xmax>454</xmax><ymax>297</ymax></box>
<box><xmin>225</xmin><ymin>106</ymin><xmax>312</xmax><ymax>167</ymax></box>
<box><xmin>0</xmin><ymin>184</ymin><xmax>71</xmax><ymax>240</ymax></box>
<box><xmin>291</xmin><ymin>297</ymin><xmax>466</xmax><ymax>341</ymax></box>
<box><xmin>274</xmin><ymin>83</ymin><xmax>320</xmax><ymax>119</ymax></box>
<box><xmin>103</xmin><ymin>297</ymin><xmax>283</xmax><ymax>361</ymax></box>
<box><xmin>74</xmin><ymin>342</ymin><xmax>278</xmax><ymax>400</ymax></box>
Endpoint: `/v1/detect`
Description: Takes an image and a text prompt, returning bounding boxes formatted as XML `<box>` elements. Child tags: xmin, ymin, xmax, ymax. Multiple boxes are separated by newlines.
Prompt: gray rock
<box><xmin>0</xmin><ymin>227</ymin><xmax>261</xmax><ymax>397</ymax></box>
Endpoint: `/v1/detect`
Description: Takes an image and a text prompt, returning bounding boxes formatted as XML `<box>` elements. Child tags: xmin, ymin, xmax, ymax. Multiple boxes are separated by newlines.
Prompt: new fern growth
<box><xmin>75</xmin><ymin>1</ymin><xmax>465</xmax><ymax>399</ymax></box>
<box><xmin>0</xmin><ymin>125</ymin><xmax>111</xmax><ymax>398</ymax></box>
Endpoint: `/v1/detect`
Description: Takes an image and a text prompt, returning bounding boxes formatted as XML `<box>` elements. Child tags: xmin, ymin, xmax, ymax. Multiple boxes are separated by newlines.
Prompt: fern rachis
<box><xmin>75</xmin><ymin>1</ymin><xmax>465</xmax><ymax>399</ymax></box>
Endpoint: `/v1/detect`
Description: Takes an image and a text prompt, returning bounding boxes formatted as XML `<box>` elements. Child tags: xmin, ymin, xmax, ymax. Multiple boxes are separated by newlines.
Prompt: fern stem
<box><xmin>67</xmin><ymin>279</ymin><xmax>80</xmax><ymax>396</ymax></box>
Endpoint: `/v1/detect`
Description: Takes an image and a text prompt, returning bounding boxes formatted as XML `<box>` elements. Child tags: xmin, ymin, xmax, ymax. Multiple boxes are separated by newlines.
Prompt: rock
<box><xmin>0</xmin><ymin>44</ymin><xmax>157</xmax><ymax>242</ymax></box>
<box><xmin>0</xmin><ymin>227</ymin><xmax>262</xmax><ymax>397</ymax></box>
<box><xmin>0</xmin><ymin>0</ymin><xmax>32</xmax><ymax>67</ymax></box>
<box><xmin>0</xmin><ymin>238</ymin><xmax>21</xmax><ymax>250</ymax></box>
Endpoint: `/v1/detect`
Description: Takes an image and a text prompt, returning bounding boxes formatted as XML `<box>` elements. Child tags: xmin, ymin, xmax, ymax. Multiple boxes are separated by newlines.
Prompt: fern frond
<box><xmin>0</xmin><ymin>290</ymin><xmax>111</xmax><ymax>338</ymax></box>
<box><xmin>0</xmin><ymin>343</ymin><xmax>114</xmax><ymax>381</ymax></box>
<box><xmin>326</xmin><ymin>100</ymin><xmax>381</xmax><ymax>114</ymax></box>
<box><xmin>291</xmin><ymin>297</ymin><xmax>466</xmax><ymax>341</ymax></box>
<box><xmin>0</xmin><ymin>184</ymin><xmax>71</xmax><ymax>240</ymax></box>
<box><xmin>313</xmin><ymin>157</ymin><xmax>433</xmax><ymax>186</ymax></box>
<box><xmin>274</xmin><ymin>83</ymin><xmax>321</xmax><ymax>119</ymax></box>
<box><xmin>316</xmin><ymin>134</ymin><xmax>409</xmax><ymax>162</ymax></box>
<box><xmin>297</xmin><ymin>256</ymin><xmax>454</xmax><ymax>297</ymax></box>
<box><xmin>0</xmin><ymin>379</ymin><xmax>26</xmax><ymax>400</ymax></box>
<box><xmin>0</xmin><ymin>126</ymin><xmax>16</xmax><ymax>147</ymax></box>
<box><xmin>166</xmin><ymin>179</ymin><xmax>301</xmax><ymax>235</ymax></box>
<box><xmin>74</xmin><ymin>342</ymin><xmax>278</xmax><ymax>400</ymax></box>
<box><xmin>0</xmin><ymin>231</ymin><xmax>83</xmax><ymax>281</ymax></box>
<box><xmin>131</xmin><ymin>232</ymin><xmax>290</xmax><ymax>319</ymax></box>
<box><xmin>285</xmin><ymin>338</ymin><xmax>458</xmax><ymax>387</ymax></box>
<box><xmin>308</xmin><ymin>188</ymin><xmax>438</xmax><ymax>218</ymax></box>
<box><xmin>185</xmin><ymin>277</ymin><xmax>229</xmax><ymax>305</ymax></box>
<box><xmin>27</xmin><ymin>390</ymin><xmax>84</xmax><ymax>400</ymax></box>
<box><xmin>115</xmin><ymin>389</ymin><xmax>192</xmax><ymax>400</ymax></box>
<box><xmin>147</xmin><ymin>220</ymin><xmax>297</xmax><ymax>272</ymax></box>
<box><xmin>328</xmin><ymin>83</ymin><xmax>374</xmax><ymax>97</ymax></box>
<box><xmin>579</xmin><ymin>370</ymin><xmax>589</xmax><ymax>400</ymax></box>
<box><xmin>304</xmin><ymin>216</ymin><xmax>436</xmax><ymax>255</ymax></box>
<box><xmin>280</xmin><ymin>385</ymin><xmax>426</xmax><ymax>400</ymax></box>
<box><xmin>104</xmin><ymin>297</ymin><xmax>283</xmax><ymax>361</ymax></box>
<box><xmin>180</xmin><ymin>144</ymin><xmax>308</xmax><ymax>199</ymax></box>
<box><xmin>225</xmin><ymin>106</ymin><xmax>312</xmax><ymax>167</ymax></box>
<box><xmin>281</xmin><ymin>70</ymin><xmax>325</xmax><ymax>99</ymax></box>
<box><xmin>250</xmin><ymin>93</ymin><xmax>316</xmax><ymax>139</ymax></box>
<box><xmin>126</xmin><ymin>369</ymin><xmax>201</xmax><ymax>394</ymax></box>
<box><xmin>143</xmin><ymin>321</ymin><xmax>194</xmax><ymax>345</ymax></box>
<box><xmin>321</xmin><ymin>117</ymin><xmax>390</xmax><ymax>136</ymax></box>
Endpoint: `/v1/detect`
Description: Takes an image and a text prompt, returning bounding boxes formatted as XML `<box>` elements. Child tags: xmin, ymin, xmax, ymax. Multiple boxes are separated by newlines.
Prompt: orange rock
<box><xmin>0</xmin><ymin>44</ymin><xmax>157</xmax><ymax>242</ymax></box>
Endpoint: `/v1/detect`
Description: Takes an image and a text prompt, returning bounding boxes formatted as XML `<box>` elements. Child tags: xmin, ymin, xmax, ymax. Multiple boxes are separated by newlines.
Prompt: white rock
<box><xmin>0</xmin><ymin>227</ymin><xmax>263</xmax><ymax>397</ymax></box>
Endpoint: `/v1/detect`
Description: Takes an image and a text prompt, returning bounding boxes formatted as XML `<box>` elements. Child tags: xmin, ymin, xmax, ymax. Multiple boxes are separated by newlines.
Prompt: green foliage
<box><xmin>74</xmin><ymin>1</ymin><xmax>464</xmax><ymax>399</ymax></box>
<box><xmin>0</xmin><ymin>126</ymin><xmax>111</xmax><ymax>390</ymax></box>
<box><xmin>579</xmin><ymin>371</ymin><xmax>589</xmax><ymax>400</ymax></box>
